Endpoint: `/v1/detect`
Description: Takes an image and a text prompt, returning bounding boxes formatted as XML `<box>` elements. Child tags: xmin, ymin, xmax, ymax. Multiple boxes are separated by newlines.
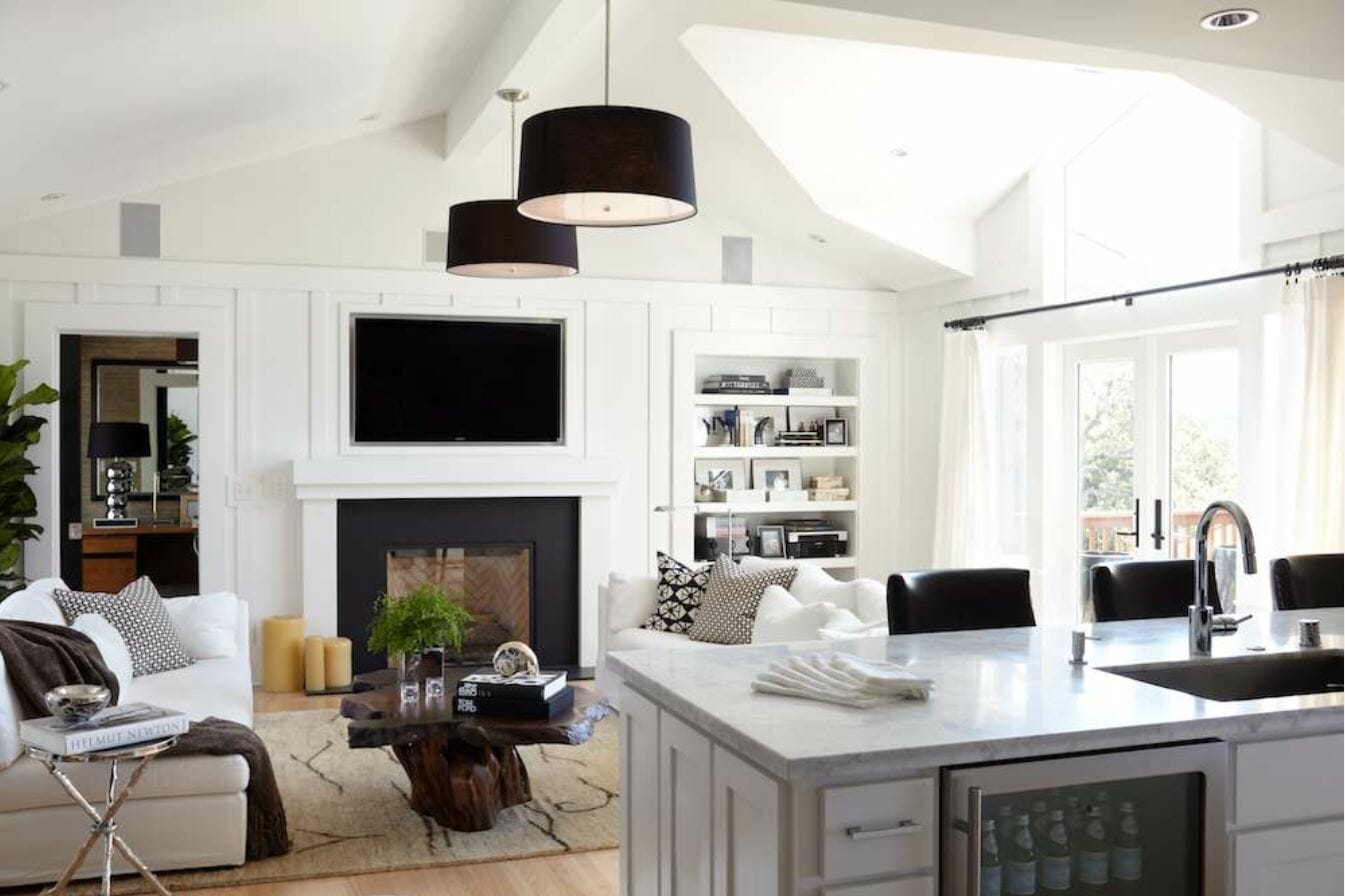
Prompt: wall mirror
<box><xmin>90</xmin><ymin>360</ymin><xmax>200</xmax><ymax>499</ymax></box>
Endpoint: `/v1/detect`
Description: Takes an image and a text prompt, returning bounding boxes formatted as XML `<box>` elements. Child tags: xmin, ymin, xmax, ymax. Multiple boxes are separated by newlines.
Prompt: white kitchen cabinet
<box><xmin>620</xmin><ymin>684</ymin><xmax>660</xmax><ymax>896</ymax></box>
<box><xmin>713</xmin><ymin>745</ymin><xmax>783</xmax><ymax>896</ymax></box>
<box><xmin>660</xmin><ymin>709</ymin><xmax>714</xmax><ymax>896</ymax></box>
<box><xmin>1234</xmin><ymin>734</ymin><xmax>1344</xmax><ymax>826</ymax></box>
<box><xmin>1233</xmin><ymin>820</ymin><xmax>1344</xmax><ymax>895</ymax></box>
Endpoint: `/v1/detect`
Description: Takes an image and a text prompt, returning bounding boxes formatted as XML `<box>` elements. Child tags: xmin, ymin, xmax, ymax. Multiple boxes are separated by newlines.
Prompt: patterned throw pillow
<box><xmin>641</xmin><ymin>552</ymin><xmax>712</xmax><ymax>634</ymax></box>
<box><xmin>53</xmin><ymin>577</ymin><xmax>195</xmax><ymax>677</ymax></box>
<box><xmin>687</xmin><ymin>558</ymin><xmax>798</xmax><ymax>645</ymax></box>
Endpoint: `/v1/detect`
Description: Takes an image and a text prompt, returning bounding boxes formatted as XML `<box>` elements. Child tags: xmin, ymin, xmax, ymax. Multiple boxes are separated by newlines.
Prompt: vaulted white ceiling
<box><xmin>0</xmin><ymin>0</ymin><xmax>514</xmax><ymax>223</ymax></box>
<box><xmin>1</xmin><ymin>0</ymin><xmax>1339</xmax><ymax>288</ymax></box>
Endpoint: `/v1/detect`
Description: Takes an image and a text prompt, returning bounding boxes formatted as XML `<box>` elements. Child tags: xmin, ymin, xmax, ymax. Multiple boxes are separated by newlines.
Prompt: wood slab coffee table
<box><xmin>340</xmin><ymin>669</ymin><xmax>611</xmax><ymax>832</ymax></box>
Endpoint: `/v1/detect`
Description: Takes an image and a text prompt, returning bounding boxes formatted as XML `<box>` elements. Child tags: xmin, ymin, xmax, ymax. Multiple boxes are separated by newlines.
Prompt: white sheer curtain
<box><xmin>932</xmin><ymin>330</ymin><xmax>996</xmax><ymax>567</ymax></box>
<box><xmin>1273</xmin><ymin>274</ymin><xmax>1344</xmax><ymax>552</ymax></box>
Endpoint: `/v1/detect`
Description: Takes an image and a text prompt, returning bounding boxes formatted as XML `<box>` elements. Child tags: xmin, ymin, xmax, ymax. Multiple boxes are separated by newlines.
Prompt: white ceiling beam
<box><xmin>440</xmin><ymin>0</ymin><xmax>592</xmax><ymax>165</ymax></box>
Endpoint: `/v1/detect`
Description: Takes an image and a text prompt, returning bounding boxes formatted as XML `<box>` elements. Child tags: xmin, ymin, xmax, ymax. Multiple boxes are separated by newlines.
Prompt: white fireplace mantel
<box><xmin>291</xmin><ymin>455</ymin><xmax>620</xmax><ymax>667</ymax></box>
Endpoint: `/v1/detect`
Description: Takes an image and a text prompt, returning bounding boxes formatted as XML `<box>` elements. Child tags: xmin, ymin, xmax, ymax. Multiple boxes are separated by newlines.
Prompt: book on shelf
<box><xmin>704</xmin><ymin>374</ymin><xmax>768</xmax><ymax>383</ymax></box>
<box><xmin>700</xmin><ymin>515</ymin><xmax>749</xmax><ymax>538</ymax></box>
<box><xmin>454</xmin><ymin>687</ymin><xmax>575</xmax><ymax>719</ymax></box>
<box><xmin>20</xmin><ymin>703</ymin><xmax>189</xmax><ymax>755</ymax></box>
<box><xmin>455</xmin><ymin>669</ymin><xmax>568</xmax><ymax>701</ymax></box>
<box><xmin>772</xmin><ymin>387</ymin><xmax>833</xmax><ymax>397</ymax></box>
<box><xmin>702</xmin><ymin>386</ymin><xmax>773</xmax><ymax>395</ymax></box>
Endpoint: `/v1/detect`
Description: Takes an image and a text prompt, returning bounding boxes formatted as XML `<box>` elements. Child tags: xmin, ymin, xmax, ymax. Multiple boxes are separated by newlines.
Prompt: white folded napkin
<box><xmin>750</xmin><ymin>651</ymin><xmax>932</xmax><ymax>708</ymax></box>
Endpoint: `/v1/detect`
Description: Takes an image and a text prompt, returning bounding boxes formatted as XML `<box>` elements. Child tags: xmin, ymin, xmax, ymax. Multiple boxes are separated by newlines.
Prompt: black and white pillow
<box><xmin>53</xmin><ymin>577</ymin><xmax>194</xmax><ymax>677</ymax></box>
<box><xmin>641</xmin><ymin>552</ymin><xmax>712</xmax><ymax>634</ymax></box>
<box><xmin>687</xmin><ymin>559</ymin><xmax>798</xmax><ymax>645</ymax></box>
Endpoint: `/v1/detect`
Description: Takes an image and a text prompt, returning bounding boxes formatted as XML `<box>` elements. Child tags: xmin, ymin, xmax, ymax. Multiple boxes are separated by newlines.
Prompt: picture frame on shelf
<box><xmin>756</xmin><ymin>525</ymin><xmax>786</xmax><ymax>559</ymax></box>
<box><xmin>824</xmin><ymin>417</ymin><xmax>848</xmax><ymax>446</ymax></box>
<box><xmin>751</xmin><ymin>458</ymin><xmax>802</xmax><ymax>492</ymax></box>
<box><xmin>695</xmin><ymin>458</ymin><xmax>749</xmax><ymax>492</ymax></box>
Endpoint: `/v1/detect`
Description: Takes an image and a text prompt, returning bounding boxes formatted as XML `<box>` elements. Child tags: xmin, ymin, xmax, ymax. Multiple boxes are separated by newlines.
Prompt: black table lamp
<box><xmin>88</xmin><ymin>422</ymin><xmax>151</xmax><ymax>522</ymax></box>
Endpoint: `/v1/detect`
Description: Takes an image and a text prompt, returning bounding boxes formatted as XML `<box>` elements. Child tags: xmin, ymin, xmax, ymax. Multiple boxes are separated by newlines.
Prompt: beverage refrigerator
<box><xmin>942</xmin><ymin>740</ymin><xmax>1227</xmax><ymax>895</ymax></box>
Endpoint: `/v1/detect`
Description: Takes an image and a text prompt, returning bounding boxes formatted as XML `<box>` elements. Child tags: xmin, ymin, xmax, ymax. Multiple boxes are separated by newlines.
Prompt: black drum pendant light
<box><xmin>446</xmin><ymin>89</ymin><xmax>579</xmax><ymax>278</ymax></box>
<box><xmin>516</xmin><ymin>0</ymin><xmax>696</xmax><ymax>227</ymax></box>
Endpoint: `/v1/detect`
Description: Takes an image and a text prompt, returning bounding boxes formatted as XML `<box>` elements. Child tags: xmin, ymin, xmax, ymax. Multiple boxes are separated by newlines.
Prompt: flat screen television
<box><xmin>352</xmin><ymin>315</ymin><xmax>563</xmax><ymax>444</ymax></box>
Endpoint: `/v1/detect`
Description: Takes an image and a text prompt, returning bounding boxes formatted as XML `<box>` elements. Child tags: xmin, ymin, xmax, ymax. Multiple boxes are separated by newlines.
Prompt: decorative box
<box><xmin>809</xmin><ymin>488</ymin><xmax>851</xmax><ymax>502</ymax></box>
<box><xmin>810</xmin><ymin>475</ymin><xmax>845</xmax><ymax>489</ymax></box>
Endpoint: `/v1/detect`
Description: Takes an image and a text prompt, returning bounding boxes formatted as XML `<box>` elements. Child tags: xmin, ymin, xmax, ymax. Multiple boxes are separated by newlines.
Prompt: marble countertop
<box><xmin>607</xmin><ymin>609</ymin><xmax>1343</xmax><ymax>781</ymax></box>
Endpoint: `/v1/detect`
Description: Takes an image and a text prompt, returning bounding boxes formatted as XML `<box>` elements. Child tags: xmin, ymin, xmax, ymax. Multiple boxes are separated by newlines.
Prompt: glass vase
<box><xmin>422</xmin><ymin>646</ymin><xmax>446</xmax><ymax>700</ymax></box>
<box><xmin>397</xmin><ymin>650</ymin><xmax>421</xmax><ymax>704</ymax></box>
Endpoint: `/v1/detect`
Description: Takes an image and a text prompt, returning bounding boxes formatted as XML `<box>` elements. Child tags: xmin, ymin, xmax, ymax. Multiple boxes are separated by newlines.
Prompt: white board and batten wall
<box><xmin>0</xmin><ymin>253</ymin><xmax>901</xmax><ymax>675</ymax></box>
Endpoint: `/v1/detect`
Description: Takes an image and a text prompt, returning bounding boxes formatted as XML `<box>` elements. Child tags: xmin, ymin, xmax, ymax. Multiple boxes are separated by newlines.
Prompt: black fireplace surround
<box><xmin>336</xmin><ymin>497</ymin><xmax>579</xmax><ymax>675</ymax></box>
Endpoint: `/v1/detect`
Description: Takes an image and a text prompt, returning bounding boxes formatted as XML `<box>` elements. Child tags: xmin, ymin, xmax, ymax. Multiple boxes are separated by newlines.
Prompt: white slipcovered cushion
<box><xmin>70</xmin><ymin>614</ymin><xmax>134</xmax><ymax>692</ymax></box>
<box><xmin>0</xmin><ymin>588</ymin><xmax>64</xmax><ymax>626</ymax></box>
<box><xmin>734</xmin><ymin>558</ymin><xmax>887</xmax><ymax>623</ymax></box>
<box><xmin>163</xmin><ymin>592</ymin><xmax>239</xmax><ymax>660</ymax></box>
<box><xmin>752</xmin><ymin>586</ymin><xmax>836</xmax><ymax>644</ymax></box>
<box><xmin>0</xmin><ymin>663</ymin><xmax>20</xmax><ymax>770</ymax></box>
<box><xmin>606</xmin><ymin>573</ymin><xmax>659</xmax><ymax>633</ymax></box>
<box><xmin>608</xmin><ymin>627</ymin><xmax>714</xmax><ymax>652</ymax></box>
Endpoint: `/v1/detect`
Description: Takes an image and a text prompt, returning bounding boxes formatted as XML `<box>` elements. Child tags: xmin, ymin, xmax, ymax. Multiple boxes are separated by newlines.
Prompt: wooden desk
<box><xmin>81</xmin><ymin>524</ymin><xmax>198</xmax><ymax>595</ymax></box>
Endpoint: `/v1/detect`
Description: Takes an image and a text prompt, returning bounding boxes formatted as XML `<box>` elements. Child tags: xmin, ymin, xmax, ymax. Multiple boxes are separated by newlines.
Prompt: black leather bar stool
<box><xmin>1271</xmin><ymin>554</ymin><xmax>1344</xmax><ymax>610</ymax></box>
<box><xmin>886</xmin><ymin>568</ymin><xmax>1034</xmax><ymax>635</ymax></box>
<box><xmin>1091</xmin><ymin>559</ymin><xmax>1222</xmax><ymax>622</ymax></box>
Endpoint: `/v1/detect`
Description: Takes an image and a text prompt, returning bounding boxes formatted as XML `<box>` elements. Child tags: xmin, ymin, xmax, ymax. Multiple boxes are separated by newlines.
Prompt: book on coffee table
<box><xmin>455</xmin><ymin>669</ymin><xmax>568</xmax><ymax>701</ymax></box>
<box><xmin>21</xmin><ymin>703</ymin><xmax>188</xmax><ymax>755</ymax></box>
<box><xmin>455</xmin><ymin>687</ymin><xmax>575</xmax><ymax>720</ymax></box>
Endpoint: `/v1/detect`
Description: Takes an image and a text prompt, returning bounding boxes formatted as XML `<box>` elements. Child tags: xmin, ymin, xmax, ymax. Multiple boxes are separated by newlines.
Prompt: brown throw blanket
<box><xmin>0</xmin><ymin>621</ymin><xmax>119</xmax><ymax>717</ymax></box>
<box><xmin>0</xmin><ymin>620</ymin><xmax>290</xmax><ymax>861</ymax></box>
<box><xmin>168</xmin><ymin>718</ymin><xmax>291</xmax><ymax>860</ymax></box>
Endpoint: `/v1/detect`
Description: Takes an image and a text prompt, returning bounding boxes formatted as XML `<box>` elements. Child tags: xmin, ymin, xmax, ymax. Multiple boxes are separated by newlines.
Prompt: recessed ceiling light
<box><xmin>1200</xmin><ymin>8</ymin><xmax>1259</xmax><ymax>30</ymax></box>
<box><xmin>808</xmin><ymin>233</ymin><xmax>827</xmax><ymax>244</ymax></box>
<box><xmin>889</xmin><ymin>147</ymin><xmax>909</xmax><ymax>159</ymax></box>
<box><xmin>39</xmin><ymin>192</ymin><xmax>65</xmax><ymax>202</ymax></box>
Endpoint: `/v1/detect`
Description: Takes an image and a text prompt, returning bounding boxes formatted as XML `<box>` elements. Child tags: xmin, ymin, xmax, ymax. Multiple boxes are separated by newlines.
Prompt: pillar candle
<box><xmin>303</xmin><ymin>635</ymin><xmax>327</xmax><ymax>692</ymax></box>
<box><xmin>324</xmin><ymin>637</ymin><xmax>353</xmax><ymax>689</ymax></box>
<box><xmin>261</xmin><ymin>616</ymin><xmax>305</xmax><ymax>693</ymax></box>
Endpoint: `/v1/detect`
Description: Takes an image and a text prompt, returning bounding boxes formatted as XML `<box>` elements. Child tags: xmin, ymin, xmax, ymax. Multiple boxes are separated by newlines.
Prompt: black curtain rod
<box><xmin>943</xmin><ymin>254</ymin><xmax>1344</xmax><ymax>331</ymax></box>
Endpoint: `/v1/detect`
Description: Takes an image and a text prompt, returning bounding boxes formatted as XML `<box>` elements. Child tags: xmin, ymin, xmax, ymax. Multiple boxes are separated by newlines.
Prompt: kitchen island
<box><xmin>608</xmin><ymin>609</ymin><xmax>1343</xmax><ymax>896</ymax></box>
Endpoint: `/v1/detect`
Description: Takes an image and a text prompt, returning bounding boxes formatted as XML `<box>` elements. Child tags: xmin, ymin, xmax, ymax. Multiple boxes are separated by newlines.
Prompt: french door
<box><xmin>1064</xmin><ymin>328</ymin><xmax>1242</xmax><ymax>618</ymax></box>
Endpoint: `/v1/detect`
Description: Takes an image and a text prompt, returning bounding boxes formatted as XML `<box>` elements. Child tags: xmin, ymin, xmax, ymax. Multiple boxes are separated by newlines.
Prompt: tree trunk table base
<box><xmin>340</xmin><ymin>669</ymin><xmax>613</xmax><ymax>833</ymax></box>
<box><xmin>393</xmin><ymin>735</ymin><xmax>532</xmax><ymax>832</ymax></box>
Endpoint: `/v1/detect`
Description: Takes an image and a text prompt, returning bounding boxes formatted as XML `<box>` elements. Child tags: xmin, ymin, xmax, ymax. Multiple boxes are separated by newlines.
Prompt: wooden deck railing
<box><xmin>1082</xmin><ymin>508</ymin><xmax>1239</xmax><ymax>558</ymax></box>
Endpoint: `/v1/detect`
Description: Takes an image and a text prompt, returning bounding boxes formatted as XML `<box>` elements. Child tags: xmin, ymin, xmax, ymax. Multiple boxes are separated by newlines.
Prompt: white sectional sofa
<box><xmin>597</xmin><ymin>558</ymin><xmax>888</xmax><ymax>701</ymax></box>
<box><xmin>0</xmin><ymin>578</ymin><xmax>253</xmax><ymax>887</ymax></box>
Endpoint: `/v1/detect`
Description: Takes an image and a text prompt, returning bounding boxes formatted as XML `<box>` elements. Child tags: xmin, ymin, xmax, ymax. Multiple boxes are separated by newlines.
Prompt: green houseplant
<box><xmin>1</xmin><ymin>359</ymin><xmax>60</xmax><ymax>598</ymax></box>
<box><xmin>367</xmin><ymin>584</ymin><xmax>474</xmax><ymax>699</ymax></box>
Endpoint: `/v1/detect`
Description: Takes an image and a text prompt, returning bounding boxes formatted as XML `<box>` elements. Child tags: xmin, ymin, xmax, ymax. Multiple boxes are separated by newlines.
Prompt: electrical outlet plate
<box><xmin>67</xmin><ymin>522</ymin><xmax>83</xmax><ymax>540</ymax></box>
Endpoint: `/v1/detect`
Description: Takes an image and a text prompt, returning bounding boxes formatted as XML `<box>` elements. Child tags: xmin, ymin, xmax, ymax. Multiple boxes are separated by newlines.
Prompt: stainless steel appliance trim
<box><xmin>844</xmin><ymin>820</ymin><xmax>926</xmax><ymax>840</ymax></box>
<box><xmin>941</xmin><ymin>740</ymin><xmax>1227</xmax><ymax>895</ymax></box>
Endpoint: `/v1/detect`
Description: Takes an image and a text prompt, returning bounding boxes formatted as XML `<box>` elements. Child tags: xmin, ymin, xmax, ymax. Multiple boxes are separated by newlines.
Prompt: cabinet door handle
<box><xmin>844</xmin><ymin>820</ymin><xmax>924</xmax><ymax>840</ymax></box>
<box><xmin>1151</xmin><ymin>498</ymin><xmax>1167</xmax><ymax>550</ymax></box>
<box><xmin>950</xmin><ymin>786</ymin><xmax>983</xmax><ymax>896</ymax></box>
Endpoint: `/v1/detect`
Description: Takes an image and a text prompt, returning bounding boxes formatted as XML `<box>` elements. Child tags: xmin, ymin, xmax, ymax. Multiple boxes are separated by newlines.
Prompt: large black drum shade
<box><xmin>446</xmin><ymin>199</ymin><xmax>578</xmax><ymax>278</ymax></box>
<box><xmin>516</xmin><ymin>105</ymin><xmax>696</xmax><ymax>227</ymax></box>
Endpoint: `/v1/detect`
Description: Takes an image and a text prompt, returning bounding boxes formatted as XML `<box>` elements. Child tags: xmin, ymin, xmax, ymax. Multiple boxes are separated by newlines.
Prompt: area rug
<box><xmin>54</xmin><ymin>707</ymin><xmax>619</xmax><ymax>894</ymax></box>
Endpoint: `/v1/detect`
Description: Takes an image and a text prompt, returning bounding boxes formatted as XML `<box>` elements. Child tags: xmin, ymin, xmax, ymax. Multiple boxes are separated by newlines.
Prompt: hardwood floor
<box><xmin>228</xmin><ymin>687</ymin><xmax>620</xmax><ymax>896</ymax></box>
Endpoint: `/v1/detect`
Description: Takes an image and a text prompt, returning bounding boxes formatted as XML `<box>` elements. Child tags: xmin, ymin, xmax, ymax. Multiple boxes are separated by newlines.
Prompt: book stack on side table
<box><xmin>454</xmin><ymin>670</ymin><xmax>572</xmax><ymax>719</ymax></box>
<box><xmin>21</xmin><ymin>703</ymin><xmax>189</xmax><ymax>754</ymax></box>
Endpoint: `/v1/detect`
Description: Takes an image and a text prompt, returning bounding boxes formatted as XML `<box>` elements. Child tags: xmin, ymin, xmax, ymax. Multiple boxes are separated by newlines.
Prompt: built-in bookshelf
<box><xmin>670</xmin><ymin>332</ymin><xmax>879</xmax><ymax>580</ymax></box>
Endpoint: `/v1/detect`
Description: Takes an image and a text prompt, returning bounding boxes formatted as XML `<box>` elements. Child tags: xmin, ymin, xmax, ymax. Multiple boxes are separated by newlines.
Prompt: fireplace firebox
<box><xmin>336</xmin><ymin>498</ymin><xmax>579</xmax><ymax>675</ymax></box>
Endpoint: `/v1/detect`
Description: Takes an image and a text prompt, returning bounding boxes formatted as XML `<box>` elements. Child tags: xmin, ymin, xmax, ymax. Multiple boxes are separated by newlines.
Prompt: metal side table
<box><xmin>26</xmin><ymin>736</ymin><xmax>179</xmax><ymax>896</ymax></box>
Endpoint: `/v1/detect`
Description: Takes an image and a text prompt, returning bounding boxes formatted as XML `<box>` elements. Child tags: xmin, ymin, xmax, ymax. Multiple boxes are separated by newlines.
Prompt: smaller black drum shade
<box><xmin>446</xmin><ymin>199</ymin><xmax>578</xmax><ymax>278</ymax></box>
<box><xmin>516</xmin><ymin>105</ymin><xmax>696</xmax><ymax>226</ymax></box>
<box><xmin>87</xmin><ymin>422</ymin><xmax>151</xmax><ymax>458</ymax></box>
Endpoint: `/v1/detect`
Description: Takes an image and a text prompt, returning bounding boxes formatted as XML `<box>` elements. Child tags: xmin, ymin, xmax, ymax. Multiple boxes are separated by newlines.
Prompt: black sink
<box><xmin>1101</xmin><ymin>649</ymin><xmax>1344</xmax><ymax>702</ymax></box>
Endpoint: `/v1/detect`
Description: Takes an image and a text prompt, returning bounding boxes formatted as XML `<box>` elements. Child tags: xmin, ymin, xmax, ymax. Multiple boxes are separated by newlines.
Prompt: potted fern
<box><xmin>1</xmin><ymin>359</ymin><xmax>60</xmax><ymax>598</ymax></box>
<box><xmin>367</xmin><ymin>584</ymin><xmax>474</xmax><ymax>702</ymax></box>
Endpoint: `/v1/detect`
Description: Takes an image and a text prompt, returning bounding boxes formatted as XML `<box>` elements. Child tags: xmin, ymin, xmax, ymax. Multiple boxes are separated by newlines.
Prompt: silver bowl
<box><xmin>44</xmin><ymin>685</ymin><xmax>111</xmax><ymax>724</ymax></box>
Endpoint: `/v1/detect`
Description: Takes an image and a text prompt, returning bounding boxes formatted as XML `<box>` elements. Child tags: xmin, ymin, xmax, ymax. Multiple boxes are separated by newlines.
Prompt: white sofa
<box><xmin>597</xmin><ymin>558</ymin><xmax>888</xmax><ymax>702</ymax></box>
<box><xmin>0</xmin><ymin>578</ymin><xmax>253</xmax><ymax>887</ymax></box>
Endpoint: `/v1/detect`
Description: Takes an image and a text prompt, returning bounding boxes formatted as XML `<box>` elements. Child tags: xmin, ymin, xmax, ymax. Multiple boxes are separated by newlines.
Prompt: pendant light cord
<box><xmin>510</xmin><ymin>98</ymin><xmax>517</xmax><ymax>199</ymax></box>
<box><xmin>604</xmin><ymin>0</ymin><xmax>611</xmax><ymax>105</ymax></box>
